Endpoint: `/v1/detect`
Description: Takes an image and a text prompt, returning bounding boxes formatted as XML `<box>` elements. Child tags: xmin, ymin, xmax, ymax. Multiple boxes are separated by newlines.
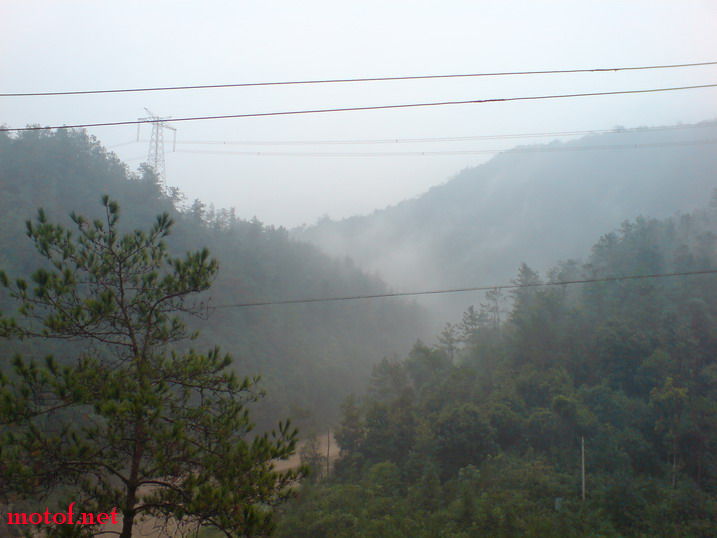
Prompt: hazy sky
<box><xmin>2</xmin><ymin>1</ymin><xmax>716</xmax><ymax>227</ymax></box>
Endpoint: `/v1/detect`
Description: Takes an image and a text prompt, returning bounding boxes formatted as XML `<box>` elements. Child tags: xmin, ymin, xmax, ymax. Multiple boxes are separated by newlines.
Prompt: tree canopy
<box><xmin>0</xmin><ymin>198</ymin><xmax>303</xmax><ymax>537</ymax></box>
<box><xmin>0</xmin><ymin>128</ymin><xmax>427</xmax><ymax>434</ymax></box>
<box><xmin>278</xmin><ymin>211</ymin><xmax>717</xmax><ymax>537</ymax></box>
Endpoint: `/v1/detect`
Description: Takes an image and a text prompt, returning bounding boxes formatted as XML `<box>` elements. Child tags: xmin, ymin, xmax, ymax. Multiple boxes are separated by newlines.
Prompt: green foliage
<box><xmin>278</xmin><ymin>211</ymin><xmax>717</xmax><ymax>536</ymax></box>
<box><xmin>433</xmin><ymin>403</ymin><xmax>497</xmax><ymax>477</ymax></box>
<box><xmin>0</xmin><ymin>199</ymin><xmax>303</xmax><ymax>537</ymax></box>
<box><xmin>298</xmin><ymin>433</ymin><xmax>328</xmax><ymax>483</ymax></box>
<box><xmin>334</xmin><ymin>395</ymin><xmax>364</xmax><ymax>456</ymax></box>
<box><xmin>0</xmin><ymin>128</ymin><xmax>428</xmax><ymax>434</ymax></box>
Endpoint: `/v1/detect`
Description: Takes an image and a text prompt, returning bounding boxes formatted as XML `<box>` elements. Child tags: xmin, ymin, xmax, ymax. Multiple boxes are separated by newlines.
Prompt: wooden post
<box><xmin>581</xmin><ymin>436</ymin><xmax>586</xmax><ymax>501</ymax></box>
<box><xmin>326</xmin><ymin>429</ymin><xmax>330</xmax><ymax>478</ymax></box>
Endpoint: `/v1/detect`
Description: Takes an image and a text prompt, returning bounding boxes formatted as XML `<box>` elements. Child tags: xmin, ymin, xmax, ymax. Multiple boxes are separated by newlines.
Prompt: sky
<box><xmin>2</xmin><ymin>1</ymin><xmax>716</xmax><ymax>227</ymax></box>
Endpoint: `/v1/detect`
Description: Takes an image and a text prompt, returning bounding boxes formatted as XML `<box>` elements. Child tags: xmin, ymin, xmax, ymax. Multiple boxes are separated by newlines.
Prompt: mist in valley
<box><xmin>2</xmin><ymin>2</ymin><xmax>717</xmax><ymax>536</ymax></box>
<box><xmin>297</xmin><ymin>121</ymin><xmax>717</xmax><ymax>328</ymax></box>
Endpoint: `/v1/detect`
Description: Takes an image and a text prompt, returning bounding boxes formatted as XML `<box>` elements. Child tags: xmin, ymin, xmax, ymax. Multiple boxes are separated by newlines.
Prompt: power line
<box><xmin>172</xmin><ymin>123</ymin><xmax>717</xmax><ymax>147</ymax></box>
<box><xmin>3</xmin><ymin>61</ymin><xmax>716</xmax><ymax>98</ymax></box>
<box><xmin>210</xmin><ymin>268</ymin><xmax>717</xmax><ymax>309</ymax></box>
<box><xmin>3</xmin><ymin>82</ymin><xmax>717</xmax><ymax>133</ymax></box>
<box><xmin>108</xmin><ymin>141</ymin><xmax>137</xmax><ymax>149</ymax></box>
<box><xmin>173</xmin><ymin>139</ymin><xmax>717</xmax><ymax>158</ymax></box>
<box><xmin>119</xmin><ymin>123</ymin><xmax>715</xmax><ymax>148</ymax></box>
<box><xmin>110</xmin><ymin>123</ymin><xmax>716</xmax><ymax>150</ymax></box>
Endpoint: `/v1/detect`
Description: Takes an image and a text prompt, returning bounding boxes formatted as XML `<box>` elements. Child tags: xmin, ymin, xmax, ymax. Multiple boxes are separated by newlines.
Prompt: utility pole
<box><xmin>581</xmin><ymin>436</ymin><xmax>586</xmax><ymax>501</ymax></box>
<box><xmin>137</xmin><ymin>108</ymin><xmax>176</xmax><ymax>189</ymax></box>
<box><xmin>326</xmin><ymin>429</ymin><xmax>331</xmax><ymax>478</ymax></box>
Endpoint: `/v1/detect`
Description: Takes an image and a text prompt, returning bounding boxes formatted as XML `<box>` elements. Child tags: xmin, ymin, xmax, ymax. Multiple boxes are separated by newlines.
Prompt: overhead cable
<box><xmin>209</xmin><ymin>269</ymin><xmax>717</xmax><ymax>309</ymax></box>
<box><xmin>2</xmin><ymin>61</ymin><xmax>716</xmax><ymax>97</ymax></box>
<box><xmin>173</xmin><ymin>139</ymin><xmax>717</xmax><ymax>158</ymax></box>
<box><xmin>2</xmin><ymin>82</ymin><xmax>717</xmax><ymax>133</ymax></box>
<box><xmin>159</xmin><ymin>122</ymin><xmax>717</xmax><ymax>147</ymax></box>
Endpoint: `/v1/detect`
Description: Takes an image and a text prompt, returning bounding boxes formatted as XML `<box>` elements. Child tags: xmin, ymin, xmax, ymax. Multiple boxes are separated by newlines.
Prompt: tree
<box><xmin>298</xmin><ymin>434</ymin><xmax>327</xmax><ymax>483</ymax></box>
<box><xmin>0</xmin><ymin>197</ymin><xmax>303</xmax><ymax>537</ymax></box>
<box><xmin>433</xmin><ymin>403</ymin><xmax>497</xmax><ymax>478</ymax></box>
<box><xmin>334</xmin><ymin>395</ymin><xmax>364</xmax><ymax>457</ymax></box>
<box><xmin>650</xmin><ymin>377</ymin><xmax>688</xmax><ymax>488</ymax></box>
<box><xmin>437</xmin><ymin>322</ymin><xmax>459</xmax><ymax>362</ymax></box>
<box><xmin>482</xmin><ymin>288</ymin><xmax>505</xmax><ymax>330</ymax></box>
<box><xmin>459</xmin><ymin>306</ymin><xmax>482</xmax><ymax>344</ymax></box>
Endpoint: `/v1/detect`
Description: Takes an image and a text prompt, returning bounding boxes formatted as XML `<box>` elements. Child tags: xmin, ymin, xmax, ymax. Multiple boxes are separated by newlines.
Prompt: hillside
<box><xmin>297</xmin><ymin>122</ymin><xmax>717</xmax><ymax>320</ymax></box>
<box><xmin>0</xmin><ymin>129</ymin><xmax>429</xmax><ymax>429</ymax></box>
<box><xmin>279</xmin><ymin>208</ymin><xmax>717</xmax><ymax>537</ymax></box>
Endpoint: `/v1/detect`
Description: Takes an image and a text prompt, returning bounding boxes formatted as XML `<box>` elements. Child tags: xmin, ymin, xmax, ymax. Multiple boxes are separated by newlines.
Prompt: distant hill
<box><xmin>296</xmin><ymin>121</ymin><xmax>717</xmax><ymax>320</ymax></box>
<box><xmin>0</xmin><ymin>129</ymin><xmax>428</xmax><ymax>429</ymax></box>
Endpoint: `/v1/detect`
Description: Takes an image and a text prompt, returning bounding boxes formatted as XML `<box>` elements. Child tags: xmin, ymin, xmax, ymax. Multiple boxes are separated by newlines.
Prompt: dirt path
<box><xmin>274</xmin><ymin>430</ymin><xmax>339</xmax><ymax>472</ymax></box>
<box><xmin>93</xmin><ymin>432</ymin><xmax>339</xmax><ymax>536</ymax></box>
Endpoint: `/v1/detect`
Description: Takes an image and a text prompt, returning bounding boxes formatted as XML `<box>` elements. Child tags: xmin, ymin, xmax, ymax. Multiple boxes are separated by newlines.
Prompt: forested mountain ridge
<box><xmin>297</xmin><ymin>121</ymin><xmax>717</xmax><ymax>319</ymax></box>
<box><xmin>0</xmin><ymin>129</ymin><xmax>428</xmax><ymax>428</ymax></box>
<box><xmin>279</xmin><ymin>207</ymin><xmax>717</xmax><ymax>537</ymax></box>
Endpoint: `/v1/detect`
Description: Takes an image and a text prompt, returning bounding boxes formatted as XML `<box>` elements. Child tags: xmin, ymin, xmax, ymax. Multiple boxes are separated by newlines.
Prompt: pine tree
<box><xmin>437</xmin><ymin>322</ymin><xmax>459</xmax><ymax>361</ymax></box>
<box><xmin>334</xmin><ymin>395</ymin><xmax>364</xmax><ymax>457</ymax></box>
<box><xmin>0</xmin><ymin>197</ymin><xmax>303</xmax><ymax>537</ymax></box>
<box><xmin>459</xmin><ymin>306</ymin><xmax>482</xmax><ymax>345</ymax></box>
<box><xmin>482</xmin><ymin>288</ymin><xmax>505</xmax><ymax>329</ymax></box>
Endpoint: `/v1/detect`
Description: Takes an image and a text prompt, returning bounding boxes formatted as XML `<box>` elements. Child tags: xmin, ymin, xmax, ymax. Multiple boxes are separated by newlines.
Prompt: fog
<box><xmin>297</xmin><ymin>122</ymin><xmax>717</xmax><ymax>327</ymax></box>
<box><xmin>4</xmin><ymin>3</ymin><xmax>717</xmax><ymax>535</ymax></box>
<box><xmin>2</xmin><ymin>1</ymin><xmax>716</xmax><ymax>227</ymax></box>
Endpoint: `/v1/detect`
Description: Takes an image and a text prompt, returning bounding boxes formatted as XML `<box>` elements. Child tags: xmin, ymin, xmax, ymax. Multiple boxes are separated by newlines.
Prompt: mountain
<box><xmin>296</xmin><ymin>121</ymin><xmax>717</xmax><ymax>320</ymax></box>
<box><xmin>0</xmin><ymin>129</ymin><xmax>428</xmax><ymax>429</ymax></box>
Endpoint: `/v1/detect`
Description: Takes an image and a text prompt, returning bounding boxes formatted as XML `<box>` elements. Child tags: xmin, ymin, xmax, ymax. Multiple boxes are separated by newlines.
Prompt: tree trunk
<box><xmin>120</xmin><ymin>508</ymin><xmax>136</xmax><ymax>538</ymax></box>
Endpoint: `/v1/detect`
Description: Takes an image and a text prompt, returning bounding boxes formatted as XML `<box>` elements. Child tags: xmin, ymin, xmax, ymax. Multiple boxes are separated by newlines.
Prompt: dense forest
<box><xmin>3</xmin><ymin>0</ymin><xmax>716</xmax><ymax>534</ymax></box>
<box><xmin>2</xmin><ymin>127</ymin><xmax>717</xmax><ymax>536</ymax></box>
<box><xmin>279</xmin><ymin>209</ymin><xmax>717</xmax><ymax>536</ymax></box>
<box><xmin>0</xmin><ymin>129</ymin><xmax>427</xmax><ymax>430</ymax></box>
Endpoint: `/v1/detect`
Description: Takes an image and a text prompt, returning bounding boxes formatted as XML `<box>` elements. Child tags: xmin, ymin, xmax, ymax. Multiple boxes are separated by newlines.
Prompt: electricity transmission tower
<box><xmin>138</xmin><ymin>108</ymin><xmax>176</xmax><ymax>188</ymax></box>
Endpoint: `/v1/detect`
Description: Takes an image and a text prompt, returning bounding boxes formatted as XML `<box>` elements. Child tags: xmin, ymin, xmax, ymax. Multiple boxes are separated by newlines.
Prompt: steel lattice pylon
<box><xmin>138</xmin><ymin>108</ymin><xmax>176</xmax><ymax>188</ymax></box>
